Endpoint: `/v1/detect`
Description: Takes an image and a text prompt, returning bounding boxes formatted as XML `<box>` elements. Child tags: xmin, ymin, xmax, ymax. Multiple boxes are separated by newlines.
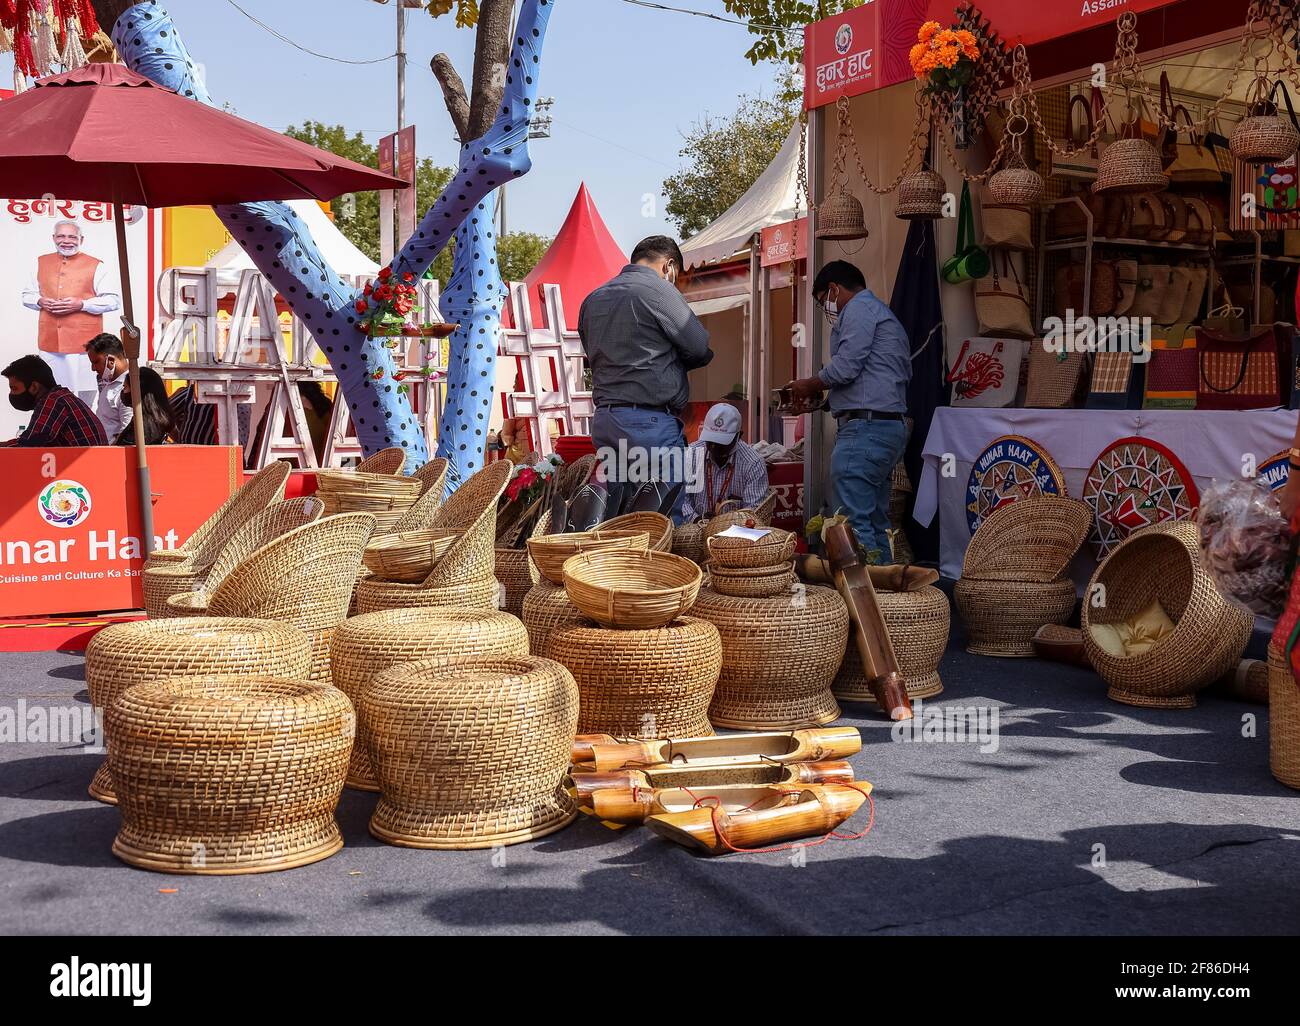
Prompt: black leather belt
<box><xmin>834</xmin><ymin>409</ymin><xmax>904</xmax><ymax>422</ymax></box>
<box><xmin>598</xmin><ymin>402</ymin><xmax>672</xmax><ymax>415</ymax></box>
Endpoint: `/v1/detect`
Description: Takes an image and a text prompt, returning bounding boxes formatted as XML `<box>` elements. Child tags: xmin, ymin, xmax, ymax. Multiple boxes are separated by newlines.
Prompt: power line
<box><xmin>550</xmin><ymin>117</ymin><xmax>678</xmax><ymax>169</ymax></box>
<box><xmin>225</xmin><ymin>0</ymin><xmax>397</xmax><ymax>64</ymax></box>
<box><xmin>618</xmin><ymin>0</ymin><xmax>804</xmax><ymax>34</ymax></box>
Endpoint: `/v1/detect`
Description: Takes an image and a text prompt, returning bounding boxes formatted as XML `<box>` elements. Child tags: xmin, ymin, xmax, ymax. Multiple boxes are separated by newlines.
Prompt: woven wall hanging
<box><xmin>1082</xmin><ymin>436</ymin><xmax>1199</xmax><ymax>559</ymax></box>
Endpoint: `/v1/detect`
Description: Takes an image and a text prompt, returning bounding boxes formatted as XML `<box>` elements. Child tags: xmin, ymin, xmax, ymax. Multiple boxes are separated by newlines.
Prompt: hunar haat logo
<box><xmin>835</xmin><ymin>23</ymin><xmax>853</xmax><ymax>55</ymax></box>
<box><xmin>38</xmin><ymin>479</ymin><xmax>92</xmax><ymax>528</ymax></box>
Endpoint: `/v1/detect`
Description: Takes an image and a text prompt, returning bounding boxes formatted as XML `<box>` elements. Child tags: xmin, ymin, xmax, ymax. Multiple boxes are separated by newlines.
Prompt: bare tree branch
<box><xmin>465</xmin><ymin>0</ymin><xmax>514</xmax><ymax>140</ymax></box>
<box><xmin>430</xmin><ymin>54</ymin><xmax>471</xmax><ymax>142</ymax></box>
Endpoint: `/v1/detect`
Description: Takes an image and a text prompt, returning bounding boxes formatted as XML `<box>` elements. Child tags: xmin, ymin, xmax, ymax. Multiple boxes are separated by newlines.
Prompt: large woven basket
<box><xmin>1081</xmin><ymin>522</ymin><xmax>1253</xmax><ymax>708</ymax></box>
<box><xmin>601</xmin><ymin>511</ymin><xmax>673</xmax><ymax>552</ymax></box>
<box><xmin>355</xmin><ymin>572</ymin><xmax>499</xmax><ymax>614</ymax></box>
<box><xmin>691</xmin><ymin>584</ymin><xmax>848</xmax><ymax>730</ymax></box>
<box><xmin>549</xmin><ymin>616</ymin><xmax>721</xmax><ymax>737</ymax></box>
<box><xmin>108</xmin><ymin>675</ymin><xmax>352</xmax><ymax>874</ymax></box>
<box><xmin>528</xmin><ymin>529</ymin><xmax>649</xmax><ymax>584</ymax></box>
<box><xmin>895</xmin><ymin>168</ymin><xmax>946</xmax><ymax>219</ymax></box>
<box><xmin>707</xmin><ymin>563</ymin><xmax>797</xmax><ymax>599</ymax></box>
<box><xmin>522</xmin><ymin>580</ymin><xmax>587</xmax><ymax>658</ymax></box>
<box><xmin>962</xmin><ymin>496</ymin><xmax>1092</xmax><ymax>582</ymax></box>
<box><xmin>1093</xmin><ymin>137</ymin><xmax>1168</xmax><ymax>194</ymax></box>
<box><xmin>360</xmin><ymin>655</ymin><xmax>579</xmax><ymax>849</ymax></box>
<box><xmin>834</xmin><ymin>586</ymin><xmax>950</xmax><ymax>703</ymax></box>
<box><xmin>1267</xmin><ymin>644</ymin><xmax>1300</xmax><ymax>790</ymax></box>
<box><xmin>1231</xmin><ymin>114</ymin><xmax>1300</xmax><ymax>165</ymax></box>
<box><xmin>331</xmin><ymin>608</ymin><xmax>528</xmax><ymax>790</ymax></box>
<box><xmin>563</xmin><ymin>549</ymin><xmax>702</xmax><ymax>628</ymax></box>
<box><xmin>355</xmin><ymin>447</ymin><xmax>407</xmax><ymax>476</ymax></box>
<box><xmin>85</xmin><ymin>617</ymin><xmax>311</xmax><ymax>804</ymax></box>
<box><xmin>954</xmin><ymin>576</ymin><xmax>1076</xmax><ymax>657</ymax></box>
<box><xmin>672</xmin><ymin>522</ymin><xmax>706</xmax><ymax>563</ymax></box>
<box><xmin>363</xmin><ymin>529</ymin><xmax>460</xmax><ymax>582</ymax></box>
<box><xmin>705</xmin><ymin>528</ymin><xmax>796</xmax><ymax>569</ymax></box>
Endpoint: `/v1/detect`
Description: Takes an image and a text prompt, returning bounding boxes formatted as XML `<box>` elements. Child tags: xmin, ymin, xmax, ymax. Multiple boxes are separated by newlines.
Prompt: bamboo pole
<box><xmin>114</xmin><ymin>201</ymin><xmax>153</xmax><ymax>557</ymax></box>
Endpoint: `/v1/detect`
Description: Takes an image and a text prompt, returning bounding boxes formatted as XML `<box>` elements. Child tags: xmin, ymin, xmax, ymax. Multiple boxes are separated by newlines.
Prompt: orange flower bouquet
<box><xmin>909</xmin><ymin>21</ymin><xmax>979</xmax><ymax>95</ymax></box>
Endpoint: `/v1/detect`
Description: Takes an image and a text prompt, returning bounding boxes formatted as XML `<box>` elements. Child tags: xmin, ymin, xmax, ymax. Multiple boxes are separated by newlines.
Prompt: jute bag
<box><xmin>942</xmin><ymin>181</ymin><xmax>990</xmax><ymax>284</ymax></box>
<box><xmin>1166</xmin><ymin>106</ymin><xmax>1225</xmax><ymax>184</ymax></box>
<box><xmin>1130</xmin><ymin>264</ymin><xmax>1172</xmax><ymax>320</ymax></box>
<box><xmin>1049</xmin><ymin>93</ymin><xmax>1101</xmax><ymax>180</ymax></box>
<box><xmin>981</xmin><ymin>198</ymin><xmax>1033</xmax><ymax>250</ymax></box>
<box><xmin>1157</xmin><ymin>267</ymin><xmax>1195</xmax><ymax>325</ymax></box>
<box><xmin>1025</xmin><ymin>342</ymin><xmax>1088</xmax><ymax>408</ymax></box>
<box><xmin>1176</xmin><ymin>266</ymin><xmax>1209</xmax><ymax>323</ymax></box>
<box><xmin>975</xmin><ymin>253</ymin><xmax>1034</xmax><ymax>339</ymax></box>
<box><xmin>1114</xmin><ymin>259</ymin><xmax>1139</xmax><ymax>315</ymax></box>
<box><xmin>946</xmin><ymin>337</ymin><xmax>1026</xmax><ymax>408</ymax></box>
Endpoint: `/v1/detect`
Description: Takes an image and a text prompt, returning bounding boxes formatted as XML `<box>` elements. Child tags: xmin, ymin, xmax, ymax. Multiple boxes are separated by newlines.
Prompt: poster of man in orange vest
<box><xmin>21</xmin><ymin>219</ymin><xmax>120</xmax><ymax>405</ymax></box>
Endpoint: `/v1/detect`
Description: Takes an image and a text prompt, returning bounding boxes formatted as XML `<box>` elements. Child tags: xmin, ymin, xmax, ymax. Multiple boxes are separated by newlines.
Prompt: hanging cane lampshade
<box><xmin>1093</xmin><ymin>137</ymin><xmax>1168</xmax><ymax>195</ymax></box>
<box><xmin>988</xmin><ymin>153</ymin><xmax>1044</xmax><ymax>205</ymax></box>
<box><xmin>816</xmin><ymin>184</ymin><xmax>869</xmax><ymax>241</ymax></box>
<box><xmin>895</xmin><ymin>168</ymin><xmax>946</xmax><ymax>220</ymax></box>
<box><xmin>1231</xmin><ymin>76</ymin><xmax>1300</xmax><ymax>163</ymax></box>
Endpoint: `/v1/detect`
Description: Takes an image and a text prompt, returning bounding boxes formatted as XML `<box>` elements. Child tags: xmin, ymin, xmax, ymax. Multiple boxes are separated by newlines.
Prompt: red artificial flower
<box><xmin>402</xmin><ymin>271</ymin><xmax>415</xmax><ymax>283</ymax></box>
<box><xmin>378</xmin><ymin>266</ymin><xmax>393</xmax><ymax>281</ymax></box>
<box><xmin>517</xmin><ymin>468</ymin><xmax>538</xmax><ymax>489</ymax></box>
<box><xmin>505</xmin><ymin>477</ymin><xmax>525</xmax><ymax>502</ymax></box>
<box><xmin>363</xmin><ymin>283</ymin><xmax>373</xmax><ymax>297</ymax></box>
<box><xmin>355</xmin><ymin>299</ymin><xmax>368</xmax><ymax>314</ymax></box>
<box><xmin>372</xmin><ymin>369</ymin><xmax>385</xmax><ymax>380</ymax></box>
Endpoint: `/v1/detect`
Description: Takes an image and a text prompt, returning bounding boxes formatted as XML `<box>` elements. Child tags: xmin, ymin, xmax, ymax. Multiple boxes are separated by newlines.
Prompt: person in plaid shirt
<box><xmin>3</xmin><ymin>354</ymin><xmax>108</xmax><ymax>447</ymax></box>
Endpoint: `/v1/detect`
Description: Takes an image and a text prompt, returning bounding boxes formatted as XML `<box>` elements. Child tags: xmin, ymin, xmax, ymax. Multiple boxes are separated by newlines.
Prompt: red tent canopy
<box><xmin>504</xmin><ymin>183</ymin><xmax>627</xmax><ymax>330</ymax></box>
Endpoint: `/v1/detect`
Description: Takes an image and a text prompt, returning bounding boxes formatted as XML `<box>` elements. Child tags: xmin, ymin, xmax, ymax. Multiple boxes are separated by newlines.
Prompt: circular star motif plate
<box><xmin>1082</xmin><ymin>437</ymin><xmax>1199</xmax><ymax>559</ymax></box>
<box><xmin>965</xmin><ymin>434</ymin><xmax>1068</xmax><ymax>534</ymax></box>
<box><xmin>1257</xmin><ymin>450</ymin><xmax>1291</xmax><ymax>491</ymax></box>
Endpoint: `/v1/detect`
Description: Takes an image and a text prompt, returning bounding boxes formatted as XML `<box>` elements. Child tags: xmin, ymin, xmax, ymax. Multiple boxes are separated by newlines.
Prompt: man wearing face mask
<box><xmin>21</xmin><ymin>219</ymin><xmax>120</xmax><ymax>406</ymax></box>
<box><xmin>85</xmin><ymin>333</ymin><xmax>133</xmax><ymax>441</ymax></box>
<box><xmin>579</xmin><ymin>235</ymin><xmax>713</xmax><ymax>521</ymax></box>
<box><xmin>787</xmin><ymin>260</ymin><xmax>911</xmax><ymax>562</ymax></box>
<box><xmin>2</xmin><ymin>355</ymin><xmax>108</xmax><ymax>447</ymax></box>
<box><xmin>680</xmin><ymin>403</ymin><xmax>769</xmax><ymax>523</ymax></box>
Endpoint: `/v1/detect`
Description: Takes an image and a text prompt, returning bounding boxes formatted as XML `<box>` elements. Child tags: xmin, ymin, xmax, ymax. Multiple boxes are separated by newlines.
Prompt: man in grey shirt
<box><xmin>579</xmin><ymin>236</ymin><xmax>712</xmax><ymax>521</ymax></box>
<box><xmin>789</xmin><ymin>260</ymin><xmax>911</xmax><ymax>562</ymax></box>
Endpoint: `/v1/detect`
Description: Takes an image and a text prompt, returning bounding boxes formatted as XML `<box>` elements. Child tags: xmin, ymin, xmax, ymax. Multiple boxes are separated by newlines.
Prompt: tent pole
<box><xmin>114</xmin><ymin>201</ymin><xmax>154</xmax><ymax>557</ymax></box>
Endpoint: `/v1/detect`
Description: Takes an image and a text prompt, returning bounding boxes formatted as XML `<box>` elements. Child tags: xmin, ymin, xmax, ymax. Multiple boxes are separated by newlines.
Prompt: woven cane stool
<box><xmin>331</xmin><ymin>608</ymin><xmax>529</xmax><ymax>790</ymax></box>
<box><xmin>549</xmin><ymin>616</ymin><xmax>721</xmax><ymax>737</ymax></box>
<box><xmin>954</xmin><ymin>577</ymin><xmax>1076</xmax><ymax>658</ymax></box>
<box><xmin>690</xmin><ymin>584</ymin><xmax>848</xmax><ymax>730</ymax></box>
<box><xmin>361</xmin><ymin>655</ymin><xmax>579</xmax><ymax>849</ymax></box>
<box><xmin>354</xmin><ymin>571</ymin><xmax>499</xmax><ymax>614</ymax></box>
<box><xmin>108</xmin><ymin>676</ymin><xmax>352</xmax><ymax>874</ymax></box>
<box><xmin>521</xmin><ymin>579</ymin><xmax>586</xmax><ymax>658</ymax></box>
<box><xmin>1267</xmin><ymin>645</ymin><xmax>1300</xmax><ymax>790</ymax></box>
<box><xmin>85</xmin><ymin>618</ymin><xmax>311</xmax><ymax>805</ymax></box>
<box><xmin>835</xmin><ymin>585</ymin><xmax>950</xmax><ymax>703</ymax></box>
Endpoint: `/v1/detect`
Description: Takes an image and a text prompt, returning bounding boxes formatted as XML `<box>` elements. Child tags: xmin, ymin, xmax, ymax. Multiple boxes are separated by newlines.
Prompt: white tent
<box><xmin>208</xmin><ymin>199</ymin><xmax>379</xmax><ymax>288</ymax></box>
<box><xmin>679</xmin><ymin>121</ymin><xmax>808</xmax><ymax>270</ymax></box>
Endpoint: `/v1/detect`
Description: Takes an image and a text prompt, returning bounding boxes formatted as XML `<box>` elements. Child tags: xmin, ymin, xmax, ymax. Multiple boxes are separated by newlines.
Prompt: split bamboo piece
<box><xmin>572</xmin><ymin>726</ymin><xmax>861</xmax><ymax>772</ymax></box>
<box><xmin>571</xmin><ymin>760</ymin><xmax>855</xmax><ymax>798</ymax></box>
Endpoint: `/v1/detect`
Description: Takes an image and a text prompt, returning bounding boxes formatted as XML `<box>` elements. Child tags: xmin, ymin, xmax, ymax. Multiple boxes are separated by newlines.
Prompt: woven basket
<box><xmin>355</xmin><ymin>572</ymin><xmax>499</xmax><ymax>614</ymax></box>
<box><xmin>494</xmin><ymin>547</ymin><xmax>534</xmax><ymax>617</ymax></box>
<box><xmin>1082</xmin><ymin>522</ymin><xmax>1253</xmax><ymax>708</ymax></box>
<box><xmin>896</xmin><ymin>168</ymin><xmax>946</xmax><ymax>219</ymax></box>
<box><xmin>955</xmin><ymin>576</ymin><xmax>1076</xmax><ymax>657</ymax></box>
<box><xmin>355</xmin><ymin>447</ymin><xmax>407</xmax><ymax>476</ymax></box>
<box><xmin>691</xmin><ymin>584</ymin><xmax>848</xmax><ymax>730</ymax></box>
<box><xmin>834</xmin><ymin>586</ymin><xmax>950</xmax><ymax>703</ymax></box>
<box><xmin>816</xmin><ymin>187</ymin><xmax>868</xmax><ymax>240</ymax></box>
<box><xmin>705</xmin><ymin>528</ymin><xmax>796</xmax><ymax>569</ymax></box>
<box><xmin>707</xmin><ymin>563</ymin><xmax>797</xmax><ymax>599</ymax></box>
<box><xmin>988</xmin><ymin>166</ymin><xmax>1044</xmax><ymax>205</ymax></box>
<box><xmin>331</xmin><ymin>608</ymin><xmax>528</xmax><ymax>790</ymax></box>
<box><xmin>1231</xmin><ymin>115</ymin><xmax>1300</xmax><ymax>165</ymax></box>
<box><xmin>108</xmin><ymin>675</ymin><xmax>352</xmax><ymax>874</ymax></box>
<box><xmin>711</xmin><ymin>490</ymin><xmax>777</xmax><ymax>527</ymax></box>
<box><xmin>522</xmin><ymin>580</ymin><xmax>587</xmax><ymax>658</ymax></box>
<box><xmin>1093</xmin><ymin>137</ymin><xmax>1168</xmax><ymax>194</ymax></box>
<box><xmin>529</xmin><ymin>529</ymin><xmax>649</xmax><ymax>584</ymax></box>
<box><xmin>85</xmin><ymin>617</ymin><xmax>311</xmax><ymax>804</ymax></box>
<box><xmin>563</xmin><ymin>549</ymin><xmax>702</xmax><ymax>629</ymax></box>
<box><xmin>363</xmin><ymin>529</ymin><xmax>460</xmax><ymax>582</ymax></box>
<box><xmin>601</xmin><ymin>511</ymin><xmax>673</xmax><ymax>552</ymax></box>
<box><xmin>961</xmin><ymin>496</ymin><xmax>1092</xmax><ymax>582</ymax></box>
<box><xmin>361</xmin><ymin>655</ymin><xmax>579</xmax><ymax>849</ymax></box>
<box><xmin>316</xmin><ymin>469</ymin><xmax>420</xmax><ymax>501</ymax></box>
<box><xmin>671</xmin><ymin>522</ymin><xmax>706</xmax><ymax>563</ymax></box>
<box><xmin>387</xmin><ymin>458</ymin><xmax>450</xmax><ymax>534</ymax></box>
<box><xmin>1267</xmin><ymin>644</ymin><xmax>1300</xmax><ymax>790</ymax></box>
<box><xmin>549</xmin><ymin>616</ymin><xmax>721</xmax><ymax>738</ymax></box>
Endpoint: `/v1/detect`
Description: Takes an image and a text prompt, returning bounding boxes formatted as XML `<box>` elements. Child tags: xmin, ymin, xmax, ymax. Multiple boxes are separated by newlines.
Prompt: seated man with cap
<box><xmin>680</xmin><ymin>402</ymin><xmax>770</xmax><ymax>523</ymax></box>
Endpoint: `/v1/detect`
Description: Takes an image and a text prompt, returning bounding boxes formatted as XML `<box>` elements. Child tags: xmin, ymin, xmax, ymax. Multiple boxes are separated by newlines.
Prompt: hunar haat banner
<box><xmin>803</xmin><ymin>0</ymin><xmax>1185</xmax><ymax>109</ymax></box>
<box><xmin>0</xmin><ymin>445</ymin><xmax>240</xmax><ymax>617</ymax></box>
<box><xmin>760</xmin><ymin>219</ymin><xmax>808</xmax><ymax>268</ymax></box>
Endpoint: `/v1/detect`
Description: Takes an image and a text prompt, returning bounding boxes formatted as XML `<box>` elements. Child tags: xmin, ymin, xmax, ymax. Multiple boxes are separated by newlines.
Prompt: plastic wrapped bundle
<box><xmin>1198</xmin><ymin>479</ymin><xmax>1291</xmax><ymax>618</ymax></box>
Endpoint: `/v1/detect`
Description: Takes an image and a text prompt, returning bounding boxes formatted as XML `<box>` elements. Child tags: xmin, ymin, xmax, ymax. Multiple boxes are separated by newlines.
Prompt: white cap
<box><xmin>699</xmin><ymin>403</ymin><xmax>742</xmax><ymax>445</ymax></box>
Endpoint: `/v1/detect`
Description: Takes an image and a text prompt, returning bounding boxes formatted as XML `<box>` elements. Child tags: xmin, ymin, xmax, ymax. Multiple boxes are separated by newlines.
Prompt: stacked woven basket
<box><xmin>316</xmin><ymin>469</ymin><xmax>422</xmax><ymax>535</ymax></box>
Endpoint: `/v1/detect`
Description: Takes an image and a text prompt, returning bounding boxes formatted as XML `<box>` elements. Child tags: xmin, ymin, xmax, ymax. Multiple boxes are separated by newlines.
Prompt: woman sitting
<box><xmin>114</xmin><ymin>366</ymin><xmax>178</xmax><ymax>446</ymax></box>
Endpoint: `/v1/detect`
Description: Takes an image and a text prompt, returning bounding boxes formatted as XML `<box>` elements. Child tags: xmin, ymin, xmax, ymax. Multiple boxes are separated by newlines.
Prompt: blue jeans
<box><xmin>591</xmin><ymin>406</ymin><xmax>688</xmax><ymax>522</ymax></box>
<box><xmin>831</xmin><ymin>417</ymin><xmax>907</xmax><ymax>564</ymax></box>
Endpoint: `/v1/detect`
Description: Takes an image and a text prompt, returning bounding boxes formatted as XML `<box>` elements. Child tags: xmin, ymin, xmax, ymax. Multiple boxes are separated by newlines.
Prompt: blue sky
<box><xmin>9</xmin><ymin>0</ymin><xmax>788</xmax><ymax>250</ymax></box>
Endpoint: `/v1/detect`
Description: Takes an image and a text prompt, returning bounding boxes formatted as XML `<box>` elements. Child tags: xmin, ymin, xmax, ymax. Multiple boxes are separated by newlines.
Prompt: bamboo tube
<box><xmin>823</xmin><ymin>523</ymin><xmax>913</xmax><ymax>721</ymax></box>
<box><xmin>572</xmin><ymin>760</ymin><xmax>855</xmax><ymax>799</ymax></box>
<box><xmin>592</xmin><ymin>783</ymin><xmax>808</xmax><ymax>824</ymax></box>
<box><xmin>580</xmin><ymin>727</ymin><xmax>862</xmax><ymax>772</ymax></box>
<box><xmin>795</xmin><ymin>554</ymin><xmax>939</xmax><ymax>593</ymax></box>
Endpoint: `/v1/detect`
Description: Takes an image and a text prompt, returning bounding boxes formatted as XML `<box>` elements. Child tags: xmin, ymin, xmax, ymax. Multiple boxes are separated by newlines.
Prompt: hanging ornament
<box><xmin>988</xmin><ymin>80</ymin><xmax>1043</xmax><ymax>204</ymax></box>
<box><xmin>1232</xmin><ymin>58</ymin><xmax>1300</xmax><ymax>162</ymax></box>
<box><xmin>895</xmin><ymin>167</ymin><xmax>946</xmax><ymax>220</ymax></box>
<box><xmin>817</xmin><ymin>98</ymin><xmax>869</xmax><ymax>241</ymax></box>
<box><xmin>1095</xmin><ymin>14</ymin><xmax>1168</xmax><ymax>195</ymax></box>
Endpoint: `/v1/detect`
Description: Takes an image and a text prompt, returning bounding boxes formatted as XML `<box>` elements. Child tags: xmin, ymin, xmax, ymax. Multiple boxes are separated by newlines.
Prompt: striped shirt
<box><xmin>16</xmin><ymin>386</ymin><xmax>107</xmax><ymax>447</ymax></box>
<box><xmin>680</xmin><ymin>439</ymin><xmax>770</xmax><ymax>523</ymax></box>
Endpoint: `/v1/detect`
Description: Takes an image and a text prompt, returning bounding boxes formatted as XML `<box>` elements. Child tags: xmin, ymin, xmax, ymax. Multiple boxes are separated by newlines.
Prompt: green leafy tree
<box><xmin>723</xmin><ymin>1</ymin><xmax>868</xmax><ymax>65</ymax></box>
<box><xmin>663</xmin><ymin>80</ymin><xmax>800</xmax><ymax>238</ymax></box>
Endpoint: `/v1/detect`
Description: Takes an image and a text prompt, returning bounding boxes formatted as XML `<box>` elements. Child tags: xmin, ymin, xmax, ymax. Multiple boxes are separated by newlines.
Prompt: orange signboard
<box><xmin>0</xmin><ymin>445</ymin><xmax>241</xmax><ymax>616</ymax></box>
<box><xmin>761</xmin><ymin>219</ymin><xmax>808</xmax><ymax>267</ymax></box>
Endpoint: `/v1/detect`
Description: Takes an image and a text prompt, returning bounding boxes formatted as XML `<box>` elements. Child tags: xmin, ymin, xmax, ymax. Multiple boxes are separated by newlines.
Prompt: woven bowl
<box><xmin>600</xmin><ymin>512</ymin><xmax>673</xmax><ymax>552</ymax></box>
<box><xmin>708</xmin><ymin>564</ymin><xmax>797</xmax><ymax>599</ymax></box>
<box><xmin>563</xmin><ymin>549</ymin><xmax>702</xmax><ymax>629</ymax></box>
<box><xmin>362</xmin><ymin>529</ymin><xmax>460</xmax><ymax>582</ymax></box>
<box><xmin>528</xmin><ymin>529</ymin><xmax>650</xmax><ymax>584</ymax></box>
<box><xmin>315</xmin><ymin>469</ymin><xmax>421</xmax><ymax>500</ymax></box>
<box><xmin>354</xmin><ymin>572</ymin><xmax>499</xmax><ymax>614</ymax></box>
<box><xmin>705</xmin><ymin>528</ymin><xmax>796</xmax><ymax>569</ymax></box>
<box><xmin>955</xmin><ymin>576</ymin><xmax>1076</xmax><ymax>657</ymax></box>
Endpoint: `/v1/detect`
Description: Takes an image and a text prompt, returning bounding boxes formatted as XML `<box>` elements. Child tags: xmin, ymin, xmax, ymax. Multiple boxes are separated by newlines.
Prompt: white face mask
<box><xmin>99</xmin><ymin>358</ymin><xmax>116</xmax><ymax>384</ymax></box>
<box><xmin>822</xmin><ymin>286</ymin><xmax>840</xmax><ymax>325</ymax></box>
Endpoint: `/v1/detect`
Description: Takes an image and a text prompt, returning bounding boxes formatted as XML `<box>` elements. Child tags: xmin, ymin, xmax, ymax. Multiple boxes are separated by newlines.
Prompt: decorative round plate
<box><xmin>1082</xmin><ymin>437</ymin><xmax>1199</xmax><ymax>559</ymax></box>
<box><xmin>1257</xmin><ymin>450</ymin><xmax>1291</xmax><ymax>491</ymax></box>
<box><xmin>965</xmin><ymin>434</ymin><xmax>1068</xmax><ymax>534</ymax></box>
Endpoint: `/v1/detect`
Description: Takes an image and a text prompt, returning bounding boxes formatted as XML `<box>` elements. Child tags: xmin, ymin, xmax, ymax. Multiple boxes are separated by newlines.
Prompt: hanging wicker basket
<box><xmin>895</xmin><ymin>168</ymin><xmax>946</xmax><ymax>220</ymax></box>
<box><xmin>1231</xmin><ymin>113</ymin><xmax>1300</xmax><ymax>164</ymax></box>
<box><xmin>988</xmin><ymin>165</ymin><xmax>1044</xmax><ymax>206</ymax></box>
<box><xmin>816</xmin><ymin>187</ymin><xmax>869</xmax><ymax>240</ymax></box>
<box><xmin>1093</xmin><ymin>137</ymin><xmax>1168</xmax><ymax>195</ymax></box>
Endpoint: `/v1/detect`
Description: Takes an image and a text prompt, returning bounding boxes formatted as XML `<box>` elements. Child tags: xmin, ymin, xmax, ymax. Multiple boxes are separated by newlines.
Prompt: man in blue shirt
<box><xmin>789</xmin><ymin>261</ymin><xmax>911</xmax><ymax>562</ymax></box>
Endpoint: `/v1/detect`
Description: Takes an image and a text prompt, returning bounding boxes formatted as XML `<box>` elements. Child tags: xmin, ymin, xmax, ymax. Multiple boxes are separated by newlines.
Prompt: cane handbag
<box><xmin>946</xmin><ymin>337</ymin><xmax>1025</xmax><ymax>407</ymax></box>
<box><xmin>1049</xmin><ymin>93</ymin><xmax>1100</xmax><ymax>180</ymax></box>
<box><xmin>1131</xmin><ymin>263</ymin><xmax>1172</xmax><ymax>320</ymax></box>
<box><xmin>1157</xmin><ymin>266</ymin><xmax>1194</xmax><ymax>325</ymax></box>
<box><xmin>975</xmin><ymin>253</ymin><xmax>1034</xmax><ymax>339</ymax></box>
<box><xmin>942</xmin><ymin>182</ymin><xmax>990</xmax><ymax>284</ymax></box>
<box><xmin>1128</xmin><ymin>192</ymin><xmax>1167</xmax><ymax>238</ymax></box>
<box><xmin>1086</xmin><ymin>350</ymin><xmax>1145</xmax><ymax>409</ymax></box>
<box><xmin>1197</xmin><ymin>325</ymin><xmax>1284</xmax><ymax>410</ymax></box>
<box><xmin>1047</xmin><ymin>188</ymin><xmax>1092</xmax><ymax>239</ymax></box>
<box><xmin>1114</xmin><ymin>259</ymin><xmax>1139</xmax><ymax>315</ymax></box>
<box><xmin>1025</xmin><ymin>343</ymin><xmax>1087</xmax><ymax>408</ymax></box>
<box><xmin>1142</xmin><ymin>326</ymin><xmax>1198</xmax><ymax>409</ymax></box>
<box><xmin>981</xmin><ymin>200</ymin><xmax>1033</xmax><ymax>250</ymax></box>
<box><xmin>1166</xmin><ymin>105</ymin><xmax>1226</xmax><ymax>184</ymax></box>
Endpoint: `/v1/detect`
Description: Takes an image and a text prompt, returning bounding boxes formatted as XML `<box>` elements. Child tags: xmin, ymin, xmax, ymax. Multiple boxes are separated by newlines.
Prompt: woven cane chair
<box><xmin>148</xmin><ymin>498</ymin><xmax>324</xmax><ymax>618</ymax></box>
<box><xmin>354</xmin><ymin>460</ymin><xmax>511</xmax><ymax>613</ymax></box>
<box><xmin>355</xmin><ymin>447</ymin><xmax>407</xmax><ymax>476</ymax></box>
<box><xmin>142</xmin><ymin>461</ymin><xmax>290</xmax><ymax>580</ymax></box>
<box><xmin>167</xmin><ymin>513</ymin><xmax>376</xmax><ymax>681</ymax></box>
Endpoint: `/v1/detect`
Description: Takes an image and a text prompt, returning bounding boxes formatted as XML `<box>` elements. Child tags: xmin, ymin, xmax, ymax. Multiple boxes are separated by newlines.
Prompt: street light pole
<box><xmin>396</xmin><ymin>0</ymin><xmax>406</xmax><ymax>130</ymax></box>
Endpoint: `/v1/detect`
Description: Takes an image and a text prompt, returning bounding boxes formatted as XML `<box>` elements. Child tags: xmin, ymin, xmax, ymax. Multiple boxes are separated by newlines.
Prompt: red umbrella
<box><xmin>0</xmin><ymin>63</ymin><xmax>408</xmax><ymax>554</ymax></box>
